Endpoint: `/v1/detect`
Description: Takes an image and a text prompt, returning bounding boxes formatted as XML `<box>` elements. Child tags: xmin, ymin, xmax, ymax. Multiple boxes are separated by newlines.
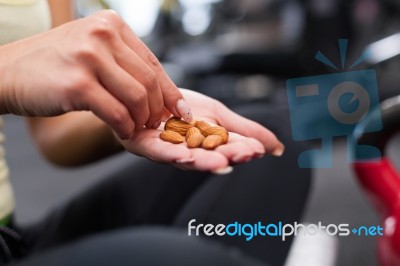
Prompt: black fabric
<box><xmin>22</xmin><ymin>162</ymin><xmax>209</xmax><ymax>251</ymax></box>
<box><xmin>14</xmin><ymin>228</ymin><xmax>267</xmax><ymax>266</ymax></box>
<box><xmin>172</xmin><ymin>104</ymin><xmax>311</xmax><ymax>265</ymax></box>
<box><xmin>0</xmin><ymin>220</ymin><xmax>27</xmax><ymax>265</ymax></box>
<box><xmin>2</xmin><ymin>103</ymin><xmax>311</xmax><ymax>266</ymax></box>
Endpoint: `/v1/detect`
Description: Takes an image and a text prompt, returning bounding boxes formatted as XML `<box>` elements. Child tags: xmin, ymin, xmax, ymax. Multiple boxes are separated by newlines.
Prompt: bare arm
<box><xmin>27</xmin><ymin>114</ymin><xmax>123</xmax><ymax>167</ymax></box>
<box><xmin>24</xmin><ymin>1</ymin><xmax>283</xmax><ymax>170</ymax></box>
<box><xmin>27</xmin><ymin>0</ymin><xmax>123</xmax><ymax>166</ymax></box>
<box><xmin>47</xmin><ymin>0</ymin><xmax>73</xmax><ymax>28</ymax></box>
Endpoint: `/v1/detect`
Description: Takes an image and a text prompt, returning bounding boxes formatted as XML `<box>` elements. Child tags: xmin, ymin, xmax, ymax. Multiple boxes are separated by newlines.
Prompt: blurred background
<box><xmin>8</xmin><ymin>0</ymin><xmax>400</xmax><ymax>265</ymax></box>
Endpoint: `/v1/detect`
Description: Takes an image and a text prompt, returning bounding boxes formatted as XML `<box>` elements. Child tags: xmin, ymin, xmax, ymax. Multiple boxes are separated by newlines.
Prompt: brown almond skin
<box><xmin>164</xmin><ymin>117</ymin><xmax>193</xmax><ymax>136</ymax></box>
<box><xmin>202</xmin><ymin>135</ymin><xmax>222</xmax><ymax>150</ymax></box>
<box><xmin>194</xmin><ymin>120</ymin><xmax>211</xmax><ymax>134</ymax></box>
<box><xmin>160</xmin><ymin>130</ymin><xmax>185</xmax><ymax>144</ymax></box>
<box><xmin>187</xmin><ymin>134</ymin><xmax>205</xmax><ymax>148</ymax></box>
<box><xmin>203</xmin><ymin>126</ymin><xmax>229</xmax><ymax>144</ymax></box>
<box><xmin>186</xmin><ymin>127</ymin><xmax>202</xmax><ymax>140</ymax></box>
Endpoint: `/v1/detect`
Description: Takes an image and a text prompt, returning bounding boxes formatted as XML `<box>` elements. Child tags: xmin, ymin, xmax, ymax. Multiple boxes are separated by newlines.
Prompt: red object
<box><xmin>353</xmin><ymin>158</ymin><xmax>400</xmax><ymax>266</ymax></box>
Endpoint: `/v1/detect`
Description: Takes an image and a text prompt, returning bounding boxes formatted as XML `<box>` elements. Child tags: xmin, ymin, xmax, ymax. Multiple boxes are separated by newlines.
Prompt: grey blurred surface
<box><xmin>302</xmin><ymin>139</ymin><xmax>381</xmax><ymax>266</ymax></box>
<box><xmin>3</xmin><ymin>115</ymin><xmax>387</xmax><ymax>266</ymax></box>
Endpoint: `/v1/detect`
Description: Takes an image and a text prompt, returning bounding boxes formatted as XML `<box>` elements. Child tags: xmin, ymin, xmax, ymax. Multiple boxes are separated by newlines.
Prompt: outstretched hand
<box><xmin>118</xmin><ymin>89</ymin><xmax>284</xmax><ymax>173</ymax></box>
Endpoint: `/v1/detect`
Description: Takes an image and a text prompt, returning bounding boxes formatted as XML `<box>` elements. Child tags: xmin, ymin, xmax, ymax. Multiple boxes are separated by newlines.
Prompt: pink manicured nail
<box><xmin>212</xmin><ymin>166</ymin><xmax>233</xmax><ymax>175</ymax></box>
<box><xmin>176</xmin><ymin>99</ymin><xmax>193</xmax><ymax>122</ymax></box>
<box><xmin>272</xmin><ymin>141</ymin><xmax>285</xmax><ymax>157</ymax></box>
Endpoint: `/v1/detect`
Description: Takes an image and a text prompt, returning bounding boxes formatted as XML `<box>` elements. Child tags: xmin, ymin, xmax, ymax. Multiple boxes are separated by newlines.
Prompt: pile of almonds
<box><xmin>159</xmin><ymin>117</ymin><xmax>229</xmax><ymax>150</ymax></box>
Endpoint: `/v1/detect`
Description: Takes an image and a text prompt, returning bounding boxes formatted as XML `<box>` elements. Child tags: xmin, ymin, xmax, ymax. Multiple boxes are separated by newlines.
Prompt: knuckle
<box><xmin>102</xmin><ymin>9</ymin><xmax>121</xmax><ymax>22</ymax></box>
<box><xmin>84</xmin><ymin>13</ymin><xmax>120</xmax><ymax>42</ymax></box>
<box><xmin>142</xmin><ymin>68</ymin><xmax>159</xmax><ymax>91</ymax></box>
<box><xmin>62</xmin><ymin>71</ymin><xmax>92</xmax><ymax>98</ymax></box>
<box><xmin>61</xmin><ymin>88</ymin><xmax>88</xmax><ymax>112</ymax></box>
<box><xmin>110</xmin><ymin>105</ymin><xmax>129</xmax><ymax>126</ymax></box>
<box><xmin>133</xmin><ymin>86</ymin><xmax>148</xmax><ymax>103</ymax></box>
<box><xmin>94</xmin><ymin>9</ymin><xmax>123</xmax><ymax>28</ymax></box>
<box><xmin>73</xmin><ymin>44</ymin><xmax>98</xmax><ymax>63</ymax></box>
<box><xmin>131</xmin><ymin>87</ymin><xmax>149</xmax><ymax>127</ymax></box>
<box><xmin>146</xmin><ymin>51</ymin><xmax>161</xmax><ymax>69</ymax></box>
<box><xmin>88</xmin><ymin>20</ymin><xmax>116</xmax><ymax>40</ymax></box>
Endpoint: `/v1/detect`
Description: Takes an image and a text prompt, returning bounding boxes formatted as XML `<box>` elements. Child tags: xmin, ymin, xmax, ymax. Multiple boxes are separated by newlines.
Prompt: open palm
<box><xmin>118</xmin><ymin>89</ymin><xmax>284</xmax><ymax>173</ymax></box>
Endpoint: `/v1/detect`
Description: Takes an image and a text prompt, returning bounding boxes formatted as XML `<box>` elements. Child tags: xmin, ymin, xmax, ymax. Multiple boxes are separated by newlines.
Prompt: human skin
<box><xmin>21</xmin><ymin>2</ymin><xmax>284</xmax><ymax>172</ymax></box>
<box><xmin>0</xmin><ymin>10</ymin><xmax>191</xmax><ymax>139</ymax></box>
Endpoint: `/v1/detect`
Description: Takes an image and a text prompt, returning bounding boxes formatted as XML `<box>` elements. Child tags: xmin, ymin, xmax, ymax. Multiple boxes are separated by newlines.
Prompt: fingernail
<box><xmin>175</xmin><ymin>158</ymin><xmax>195</xmax><ymax>164</ymax></box>
<box><xmin>212</xmin><ymin>166</ymin><xmax>233</xmax><ymax>175</ymax></box>
<box><xmin>151</xmin><ymin>120</ymin><xmax>161</xmax><ymax>129</ymax></box>
<box><xmin>176</xmin><ymin>99</ymin><xmax>193</xmax><ymax>122</ymax></box>
<box><xmin>272</xmin><ymin>141</ymin><xmax>285</xmax><ymax>157</ymax></box>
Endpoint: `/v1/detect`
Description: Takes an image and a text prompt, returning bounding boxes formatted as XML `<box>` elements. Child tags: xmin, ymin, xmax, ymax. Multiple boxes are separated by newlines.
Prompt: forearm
<box><xmin>47</xmin><ymin>0</ymin><xmax>74</xmax><ymax>28</ymax></box>
<box><xmin>27</xmin><ymin>113</ymin><xmax>124</xmax><ymax>166</ymax></box>
<box><xmin>25</xmin><ymin>0</ymin><xmax>124</xmax><ymax>166</ymax></box>
<box><xmin>14</xmin><ymin>4</ymin><xmax>193</xmax><ymax>167</ymax></box>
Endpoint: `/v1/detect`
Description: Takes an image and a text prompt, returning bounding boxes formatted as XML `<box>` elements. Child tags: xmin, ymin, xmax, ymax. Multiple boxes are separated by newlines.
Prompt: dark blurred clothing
<box><xmin>1</xmin><ymin>104</ymin><xmax>311</xmax><ymax>266</ymax></box>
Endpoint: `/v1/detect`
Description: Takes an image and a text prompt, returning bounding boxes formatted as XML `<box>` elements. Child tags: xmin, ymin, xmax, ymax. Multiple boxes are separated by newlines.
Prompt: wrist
<box><xmin>0</xmin><ymin>47</ymin><xmax>8</xmax><ymax>114</ymax></box>
<box><xmin>0</xmin><ymin>44</ymin><xmax>15</xmax><ymax>115</ymax></box>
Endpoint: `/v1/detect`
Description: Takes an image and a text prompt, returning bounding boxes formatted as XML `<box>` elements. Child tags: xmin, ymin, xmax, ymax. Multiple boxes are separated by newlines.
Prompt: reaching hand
<box><xmin>0</xmin><ymin>10</ymin><xmax>192</xmax><ymax>140</ymax></box>
<box><xmin>118</xmin><ymin>89</ymin><xmax>284</xmax><ymax>173</ymax></box>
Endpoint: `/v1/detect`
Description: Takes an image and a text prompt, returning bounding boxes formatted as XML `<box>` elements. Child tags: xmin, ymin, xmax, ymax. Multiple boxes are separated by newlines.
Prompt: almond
<box><xmin>186</xmin><ymin>127</ymin><xmax>201</xmax><ymax>139</ymax></box>
<box><xmin>202</xmin><ymin>135</ymin><xmax>222</xmax><ymax>150</ymax></box>
<box><xmin>164</xmin><ymin>117</ymin><xmax>193</xmax><ymax>136</ymax></box>
<box><xmin>203</xmin><ymin>126</ymin><xmax>229</xmax><ymax>144</ymax></box>
<box><xmin>160</xmin><ymin>130</ymin><xmax>184</xmax><ymax>144</ymax></box>
<box><xmin>187</xmin><ymin>134</ymin><xmax>205</xmax><ymax>148</ymax></box>
<box><xmin>194</xmin><ymin>120</ymin><xmax>211</xmax><ymax>134</ymax></box>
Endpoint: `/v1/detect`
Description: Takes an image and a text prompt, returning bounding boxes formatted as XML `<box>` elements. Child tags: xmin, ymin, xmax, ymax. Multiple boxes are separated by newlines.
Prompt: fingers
<box><xmin>92</xmin><ymin>10</ymin><xmax>192</xmax><ymax>126</ymax></box>
<box><xmin>125</xmin><ymin>129</ymin><xmax>193</xmax><ymax>163</ymax></box>
<box><xmin>179</xmin><ymin>133</ymin><xmax>266</xmax><ymax>171</ymax></box>
<box><xmin>217</xmin><ymin>104</ymin><xmax>285</xmax><ymax>156</ymax></box>
<box><xmin>96</xmin><ymin>57</ymin><xmax>150</xmax><ymax>130</ymax></box>
<box><xmin>175</xmin><ymin>148</ymin><xmax>229</xmax><ymax>172</ymax></box>
<box><xmin>112</xmin><ymin>42</ymin><xmax>164</xmax><ymax>128</ymax></box>
<box><xmin>215</xmin><ymin>133</ymin><xmax>265</xmax><ymax>163</ymax></box>
<box><xmin>126</xmin><ymin>129</ymin><xmax>228</xmax><ymax>171</ymax></box>
<box><xmin>121</xmin><ymin>129</ymin><xmax>230</xmax><ymax>172</ymax></box>
<box><xmin>78</xmin><ymin>84</ymin><xmax>135</xmax><ymax>140</ymax></box>
<box><xmin>216</xmin><ymin>140</ymin><xmax>257</xmax><ymax>163</ymax></box>
<box><xmin>112</xmin><ymin>12</ymin><xmax>193</xmax><ymax>122</ymax></box>
<box><xmin>120</xmin><ymin>128</ymin><xmax>269</xmax><ymax>173</ymax></box>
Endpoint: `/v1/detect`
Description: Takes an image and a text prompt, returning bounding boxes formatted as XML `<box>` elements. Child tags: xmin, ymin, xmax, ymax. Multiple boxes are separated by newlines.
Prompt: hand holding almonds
<box><xmin>160</xmin><ymin>117</ymin><xmax>229</xmax><ymax>150</ymax></box>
